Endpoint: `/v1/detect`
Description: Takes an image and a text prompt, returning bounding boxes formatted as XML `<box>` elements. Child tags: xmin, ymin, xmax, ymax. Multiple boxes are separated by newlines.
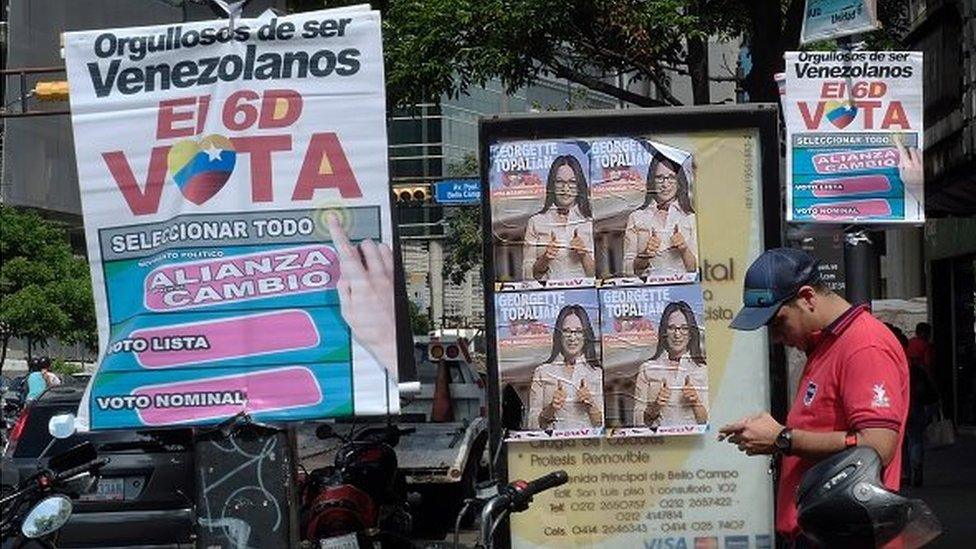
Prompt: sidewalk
<box><xmin>902</xmin><ymin>427</ymin><xmax>976</xmax><ymax>548</ymax></box>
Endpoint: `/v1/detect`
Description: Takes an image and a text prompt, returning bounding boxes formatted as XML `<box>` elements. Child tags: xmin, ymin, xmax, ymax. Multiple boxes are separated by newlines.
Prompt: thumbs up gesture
<box><xmin>643</xmin><ymin>228</ymin><xmax>662</xmax><ymax>258</ymax></box>
<box><xmin>569</xmin><ymin>228</ymin><xmax>587</xmax><ymax>258</ymax></box>
<box><xmin>544</xmin><ymin>231</ymin><xmax>560</xmax><ymax>261</ymax></box>
<box><xmin>550</xmin><ymin>380</ymin><xmax>567</xmax><ymax>411</ymax></box>
<box><xmin>670</xmin><ymin>224</ymin><xmax>687</xmax><ymax>252</ymax></box>
<box><xmin>682</xmin><ymin>375</ymin><xmax>700</xmax><ymax>405</ymax></box>
<box><xmin>655</xmin><ymin>378</ymin><xmax>671</xmax><ymax>408</ymax></box>
<box><xmin>577</xmin><ymin>378</ymin><xmax>594</xmax><ymax>409</ymax></box>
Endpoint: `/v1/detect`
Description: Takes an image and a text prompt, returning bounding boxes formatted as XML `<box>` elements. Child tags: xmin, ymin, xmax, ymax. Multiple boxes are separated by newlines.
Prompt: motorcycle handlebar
<box><xmin>518</xmin><ymin>470</ymin><xmax>568</xmax><ymax>499</ymax></box>
<box><xmin>476</xmin><ymin>471</ymin><xmax>569</xmax><ymax>548</ymax></box>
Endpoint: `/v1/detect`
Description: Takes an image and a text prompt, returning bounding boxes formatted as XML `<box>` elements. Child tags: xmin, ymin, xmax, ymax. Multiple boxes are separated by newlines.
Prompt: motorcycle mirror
<box><xmin>48</xmin><ymin>413</ymin><xmax>78</xmax><ymax>439</ymax></box>
<box><xmin>315</xmin><ymin>424</ymin><xmax>336</xmax><ymax>440</ymax></box>
<box><xmin>21</xmin><ymin>495</ymin><xmax>73</xmax><ymax>538</ymax></box>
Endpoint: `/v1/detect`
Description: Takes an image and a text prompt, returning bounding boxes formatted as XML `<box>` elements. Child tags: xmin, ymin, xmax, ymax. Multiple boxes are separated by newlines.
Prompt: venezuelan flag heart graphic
<box><xmin>825</xmin><ymin>101</ymin><xmax>858</xmax><ymax>129</ymax></box>
<box><xmin>167</xmin><ymin>135</ymin><xmax>236</xmax><ymax>205</ymax></box>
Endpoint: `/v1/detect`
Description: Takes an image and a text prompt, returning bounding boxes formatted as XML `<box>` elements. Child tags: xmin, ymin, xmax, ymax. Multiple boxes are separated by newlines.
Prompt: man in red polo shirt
<box><xmin>719</xmin><ymin>248</ymin><xmax>908</xmax><ymax>547</ymax></box>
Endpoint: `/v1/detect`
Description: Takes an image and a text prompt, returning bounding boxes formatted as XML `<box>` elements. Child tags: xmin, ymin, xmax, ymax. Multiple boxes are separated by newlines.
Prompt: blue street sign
<box><xmin>433</xmin><ymin>178</ymin><xmax>482</xmax><ymax>205</ymax></box>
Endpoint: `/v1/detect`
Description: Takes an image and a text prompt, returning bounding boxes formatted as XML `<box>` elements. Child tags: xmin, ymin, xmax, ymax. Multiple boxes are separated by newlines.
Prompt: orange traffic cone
<box><xmin>430</xmin><ymin>360</ymin><xmax>454</xmax><ymax>422</ymax></box>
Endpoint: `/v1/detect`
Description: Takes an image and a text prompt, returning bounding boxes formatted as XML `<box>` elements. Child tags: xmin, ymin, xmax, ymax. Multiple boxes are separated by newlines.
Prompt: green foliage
<box><xmin>443</xmin><ymin>207</ymin><xmax>483</xmax><ymax>286</ymax></box>
<box><xmin>0</xmin><ymin>205</ymin><xmax>97</xmax><ymax>357</ymax></box>
<box><xmin>442</xmin><ymin>154</ymin><xmax>484</xmax><ymax>286</ymax></box>
<box><xmin>291</xmin><ymin>0</ymin><xmax>913</xmax><ymax>107</ymax></box>
<box><xmin>408</xmin><ymin>299</ymin><xmax>432</xmax><ymax>335</ymax></box>
<box><xmin>51</xmin><ymin>357</ymin><xmax>84</xmax><ymax>377</ymax></box>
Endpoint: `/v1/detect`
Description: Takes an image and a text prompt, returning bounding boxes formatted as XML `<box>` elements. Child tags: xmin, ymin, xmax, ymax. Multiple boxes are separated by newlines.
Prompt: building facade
<box><xmin>904</xmin><ymin>0</ymin><xmax>976</xmax><ymax>427</ymax></box>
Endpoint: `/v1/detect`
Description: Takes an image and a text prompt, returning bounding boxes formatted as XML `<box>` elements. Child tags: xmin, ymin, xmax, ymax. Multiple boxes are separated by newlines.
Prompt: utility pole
<box><xmin>836</xmin><ymin>35</ymin><xmax>875</xmax><ymax>307</ymax></box>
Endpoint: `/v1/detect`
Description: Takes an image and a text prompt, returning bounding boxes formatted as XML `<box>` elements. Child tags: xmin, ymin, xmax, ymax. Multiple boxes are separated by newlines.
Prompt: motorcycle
<box><xmin>452</xmin><ymin>471</ymin><xmax>568</xmax><ymax>549</ymax></box>
<box><xmin>301</xmin><ymin>423</ymin><xmax>416</xmax><ymax>549</ymax></box>
<box><xmin>0</xmin><ymin>414</ymin><xmax>108</xmax><ymax>548</ymax></box>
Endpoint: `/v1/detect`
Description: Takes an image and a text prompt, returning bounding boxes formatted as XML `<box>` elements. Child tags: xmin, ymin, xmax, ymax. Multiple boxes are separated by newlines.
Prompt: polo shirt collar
<box><xmin>805</xmin><ymin>304</ymin><xmax>870</xmax><ymax>352</ymax></box>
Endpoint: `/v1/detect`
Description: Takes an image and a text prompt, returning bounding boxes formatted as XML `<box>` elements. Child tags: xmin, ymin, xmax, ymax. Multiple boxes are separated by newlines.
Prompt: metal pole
<box><xmin>835</xmin><ymin>36</ymin><xmax>875</xmax><ymax>307</ymax></box>
<box><xmin>843</xmin><ymin>228</ymin><xmax>874</xmax><ymax>305</ymax></box>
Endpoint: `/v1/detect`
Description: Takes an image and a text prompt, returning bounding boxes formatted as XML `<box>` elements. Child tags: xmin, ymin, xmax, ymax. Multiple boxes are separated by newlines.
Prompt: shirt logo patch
<box><xmin>872</xmin><ymin>382</ymin><xmax>891</xmax><ymax>408</ymax></box>
<box><xmin>804</xmin><ymin>381</ymin><xmax>818</xmax><ymax>406</ymax></box>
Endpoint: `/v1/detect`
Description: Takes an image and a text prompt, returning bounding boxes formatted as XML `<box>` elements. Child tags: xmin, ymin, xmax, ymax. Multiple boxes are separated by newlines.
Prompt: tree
<box><xmin>408</xmin><ymin>300</ymin><xmax>432</xmax><ymax>335</ymax></box>
<box><xmin>292</xmin><ymin>0</ymin><xmax>911</xmax><ymax>107</ymax></box>
<box><xmin>441</xmin><ymin>154</ymin><xmax>484</xmax><ymax>286</ymax></box>
<box><xmin>0</xmin><ymin>205</ymin><xmax>97</xmax><ymax>373</ymax></box>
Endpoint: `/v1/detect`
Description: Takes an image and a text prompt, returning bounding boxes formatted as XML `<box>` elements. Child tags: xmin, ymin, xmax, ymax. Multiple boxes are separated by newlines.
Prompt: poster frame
<box><xmin>478</xmin><ymin>104</ymin><xmax>787</xmax><ymax>502</ymax></box>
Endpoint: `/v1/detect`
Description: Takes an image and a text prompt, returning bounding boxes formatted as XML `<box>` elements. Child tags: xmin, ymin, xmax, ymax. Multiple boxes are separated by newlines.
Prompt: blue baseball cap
<box><xmin>729</xmin><ymin>248</ymin><xmax>822</xmax><ymax>331</ymax></box>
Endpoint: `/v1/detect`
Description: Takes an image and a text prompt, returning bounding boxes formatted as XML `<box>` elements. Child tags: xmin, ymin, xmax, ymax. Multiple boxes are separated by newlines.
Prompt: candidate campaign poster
<box><xmin>600</xmin><ymin>284</ymin><xmax>708</xmax><ymax>436</ymax></box>
<box><xmin>490</xmin><ymin>140</ymin><xmax>595</xmax><ymax>290</ymax></box>
<box><xmin>64</xmin><ymin>8</ymin><xmax>399</xmax><ymax>429</ymax></box>
<box><xmin>785</xmin><ymin>51</ymin><xmax>924</xmax><ymax>224</ymax></box>
<box><xmin>590</xmin><ymin>138</ymin><xmax>700</xmax><ymax>285</ymax></box>
<box><xmin>495</xmin><ymin>288</ymin><xmax>603</xmax><ymax>439</ymax></box>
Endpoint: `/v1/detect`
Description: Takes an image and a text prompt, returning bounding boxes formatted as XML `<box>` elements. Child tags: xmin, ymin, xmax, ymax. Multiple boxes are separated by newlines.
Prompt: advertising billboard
<box><xmin>480</xmin><ymin>107</ymin><xmax>782</xmax><ymax>547</ymax></box>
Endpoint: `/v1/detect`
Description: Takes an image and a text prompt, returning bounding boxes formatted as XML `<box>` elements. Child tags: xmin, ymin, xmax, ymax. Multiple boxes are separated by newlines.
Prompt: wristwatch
<box><xmin>845</xmin><ymin>431</ymin><xmax>858</xmax><ymax>448</ymax></box>
<box><xmin>774</xmin><ymin>427</ymin><xmax>793</xmax><ymax>456</ymax></box>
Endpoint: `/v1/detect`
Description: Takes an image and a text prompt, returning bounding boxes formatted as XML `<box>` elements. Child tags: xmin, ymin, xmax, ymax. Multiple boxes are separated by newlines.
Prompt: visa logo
<box><xmin>644</xmin><ymin>538</ymin><xmax>688</xmax><ymax>549</ymax></box>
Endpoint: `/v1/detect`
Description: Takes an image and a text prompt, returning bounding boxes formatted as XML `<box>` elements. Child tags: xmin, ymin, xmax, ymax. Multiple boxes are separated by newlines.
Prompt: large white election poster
<box><xmin>785</xmin><ymin>51</ymin><xmax>924</xmax><ymax>224</ymax></box>
<box><xmin>64</xmin><ymin>7</ymin><xmax>399</xmax><ymax>430</ymax></box>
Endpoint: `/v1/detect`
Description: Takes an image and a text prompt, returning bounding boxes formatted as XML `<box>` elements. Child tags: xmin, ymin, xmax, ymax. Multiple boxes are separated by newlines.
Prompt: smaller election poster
<box><xmin>800</xmin><ymin>0</ymin><xmax>880</xmax><ymax>45</ymax></box>
<box><xmin>785</xmin><ymin>51</ymin><xmax>924</xmax><ymax>224</ymax></box>
<box><xmin>495</xmin><ymin>288</ymin><xmax>603</xmax><ymax>439</ymax></box>
<box><xmin>489</xmin><ymin>140</ymin><xmax>595</xmax><ymax>290</ymax></box>
<box><xmin>596</xmin><ymin>139</ymin><xmax>700</xmax><ymax>286</ymax></box>
<box><xmin>600</xmin><ymin>284</ymin><xmax>709</xmax><ymax>436</ymax></box>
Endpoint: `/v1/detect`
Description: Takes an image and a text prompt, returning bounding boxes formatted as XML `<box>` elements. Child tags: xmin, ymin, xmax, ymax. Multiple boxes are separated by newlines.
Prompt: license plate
<box><xmin>319</xmin><ymin>533</ymin><xmax>359</xmax><ymax>549</ymax></box>
<box><xmin>81</xmin><ymin>477</ymin><xmax>125</xmax><ymax>501</ymax></box>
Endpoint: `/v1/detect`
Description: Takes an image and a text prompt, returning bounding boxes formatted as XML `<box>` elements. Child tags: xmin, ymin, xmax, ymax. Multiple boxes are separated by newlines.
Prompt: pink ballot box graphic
<box><xmin>793</xmin><ymin>198</ymin><xmax>895</xmax><ymax>222</ymax></box>
<box><xmin>798</xmin><ymin>174</ymin><xmax>892</xmax><ymax>198</ymax></box>
<box><xmin>130</xmin><ymin>310</ymin><xmax>319</xmax><ymax>368</ymax></box>
<box><xmin>132</xmin><ymin>366</ymin><xmax>323</xmax><ymax>426</ymax></box>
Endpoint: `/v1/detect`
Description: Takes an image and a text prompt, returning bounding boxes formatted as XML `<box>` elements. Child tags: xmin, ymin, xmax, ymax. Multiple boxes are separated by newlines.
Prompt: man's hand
<box><xmin>327</xmin><ymin>213</ymin><xmax>397</xmax><ymax>376</ymax></box>
<box><xmin>681</xmin><ymin>376</ymin><xmax>699</xmax><ymax>406</ymax></box>
<box><xmin>718</xmin><ymin>412</ymin><xmax>783</xmax><ymax>456</ymax></box>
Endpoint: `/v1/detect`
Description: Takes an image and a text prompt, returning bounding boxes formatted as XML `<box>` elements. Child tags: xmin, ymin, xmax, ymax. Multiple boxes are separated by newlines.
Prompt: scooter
<box><xmin>0</xmin><ymin>414</ymin><xmax>108</xmax><ymax>548</ymax></box>
<box><xmin>302</xmin><ymin>423</ymin><xmax>416</xmax><ymax>549</ymax></box>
